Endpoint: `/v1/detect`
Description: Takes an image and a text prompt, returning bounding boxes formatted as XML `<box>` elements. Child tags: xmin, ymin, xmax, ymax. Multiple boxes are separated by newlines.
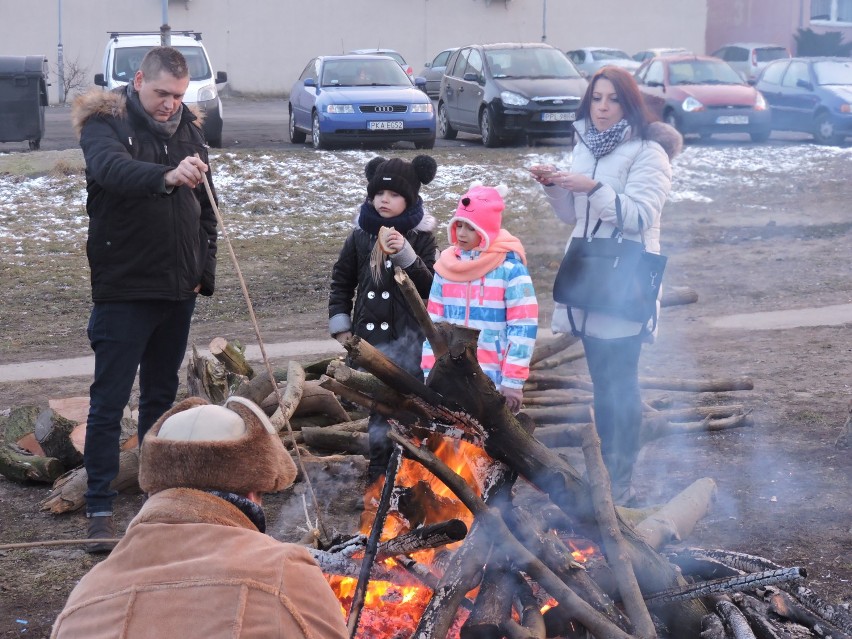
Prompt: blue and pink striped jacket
<box><xmin>421</xmin><ymin>250</ymin><xmax>538</xmax><ymax>389</ymax></box>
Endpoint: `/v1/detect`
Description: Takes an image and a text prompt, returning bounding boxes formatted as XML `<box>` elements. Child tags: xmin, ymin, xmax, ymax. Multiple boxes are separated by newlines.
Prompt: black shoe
<box><xmin>86</xmin><ymin>514</ymin><xmax>116</xmax><ymax>554</ymax></box>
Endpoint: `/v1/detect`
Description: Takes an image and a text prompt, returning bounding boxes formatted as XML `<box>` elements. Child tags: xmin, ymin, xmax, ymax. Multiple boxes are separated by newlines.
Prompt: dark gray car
<box><xmin>418</xmin><ymin>48</ymin><xmax>458</xmax><ymax>97</ymax></box>
<box><xmin>438</xmin><ymin>43</ymin><xmax>588</xmax><ymax>147</ymax></box>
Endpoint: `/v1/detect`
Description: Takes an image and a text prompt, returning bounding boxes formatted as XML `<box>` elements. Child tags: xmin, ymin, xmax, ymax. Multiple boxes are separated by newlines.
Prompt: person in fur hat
<box><xmin>70</xmin><ymin>46</ymin><xmax>218</xmax><ymax>552</ymax></box>
<box><xmin>328</xmin><ymin>154</ymin><xmax>438</xmax><ymax>482</ymax></box>
<box><xmin>421</xmin><ymin>183</ymin><xmax>539</xmax><ymax>414</ymax></box>
<box><xmin>530</xmin><ymin>65</ymin><xmax>683</xmax><ymax>506</ymax></box>
<box><xmin>51</xmin><ymin>397</ymin><xmax>348</xmax><ymax>639</ymax></box>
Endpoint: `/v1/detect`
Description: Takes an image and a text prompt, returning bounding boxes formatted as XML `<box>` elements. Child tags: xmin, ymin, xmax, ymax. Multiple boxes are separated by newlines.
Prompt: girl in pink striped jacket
<box><xmin>421</xmin><ymin>183</ymin><xmax>539</xmax><ymax>413</ymax></box>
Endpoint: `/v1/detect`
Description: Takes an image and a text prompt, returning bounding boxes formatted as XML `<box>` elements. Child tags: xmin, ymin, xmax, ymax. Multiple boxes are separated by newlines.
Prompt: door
<box><xmin>456</xmin><ymin>48</ymin><xmax>485</xmax><ymax>129</ymax></box>
<box><xmin>637</xmin><ymin>60</ymin><xmax>667</xmax><ymax>120</ymax></box>
<box><xmin>778</xmin><ymin>61</ymin><xmax>818</xmax><ymax>132</ymax></box>
<box><xmin>293</xmin><ymin>59</ymin><xmax>319</xmax><ymax>130</ymax></box>
<box><xmin>442</xmin><ymin>48</ymin><xmax>470</xmax><ymax>125</ymax></box>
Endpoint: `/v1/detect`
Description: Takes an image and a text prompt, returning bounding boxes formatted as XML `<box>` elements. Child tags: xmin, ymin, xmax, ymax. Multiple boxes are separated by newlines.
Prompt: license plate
<box><xmin>369</xmin><ymin>121</ymin><xmax>403</xmax><ymax>130</ymax></box>
<box><xmin>542</xmin><ymin>112</ymin><xmax>576</xmax><ymax>122</ymax></box>
<box><xmin>716</xmin><ymin>115</ymin><xmax>748</xmax><ymax>125</ymax></box>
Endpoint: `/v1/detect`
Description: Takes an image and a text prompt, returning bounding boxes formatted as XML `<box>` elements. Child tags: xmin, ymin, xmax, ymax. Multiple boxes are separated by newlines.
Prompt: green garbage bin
<box><xmin>0</xmin><ymin>56</ymin><xmax>49</xmax><ymax>151</ymax></box>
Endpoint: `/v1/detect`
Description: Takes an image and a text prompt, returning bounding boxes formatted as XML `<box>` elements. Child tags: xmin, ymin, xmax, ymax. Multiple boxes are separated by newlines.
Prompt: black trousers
<box><xmin>581</xmin><ymin>333</ymin><xmax>644</xmax><ymax>494</ymax></box>
<box><xmin>84</xmin><ymin>299</ymin><xmax>196</xmax><ymax>514</ymax></box>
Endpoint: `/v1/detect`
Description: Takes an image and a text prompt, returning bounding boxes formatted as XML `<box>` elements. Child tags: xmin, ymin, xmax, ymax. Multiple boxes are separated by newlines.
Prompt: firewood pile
<box><xmin>2</xmin><ymin>275</ymin><xmax>851</xmax><ymax>638</ymax></box>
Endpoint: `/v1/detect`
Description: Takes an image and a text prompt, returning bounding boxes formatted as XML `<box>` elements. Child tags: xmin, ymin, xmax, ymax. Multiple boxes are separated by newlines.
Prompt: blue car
<box><xmin>288</xmin><ymin>55</ymin><xmax>436</xmax><ymax>150</ymax></box>
<box><xmin>755</xmin><ymin>57</ymin><xmax>852</xmax><ymax>145</ymax></box>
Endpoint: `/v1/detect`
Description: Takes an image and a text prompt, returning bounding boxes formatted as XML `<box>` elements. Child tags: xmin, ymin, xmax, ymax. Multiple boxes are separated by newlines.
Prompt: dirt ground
<box><xmin>1</xmin><ymin>141</ymin><xmax>851</xmax><ymax>637</ymax></box>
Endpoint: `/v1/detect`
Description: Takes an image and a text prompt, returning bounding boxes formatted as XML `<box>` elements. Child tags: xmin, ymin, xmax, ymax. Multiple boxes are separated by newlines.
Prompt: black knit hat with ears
<box><xmin>365</xmin><ymin>154</ymin><xmax>438</xmax><ymax>207</ymax></box>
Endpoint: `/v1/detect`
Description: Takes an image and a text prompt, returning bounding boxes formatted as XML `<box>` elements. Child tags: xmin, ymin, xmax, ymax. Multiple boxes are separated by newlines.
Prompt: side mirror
<box><xmin>94</xmin><ymin>73</ymin><xmax>106</xmax><ymax>87</ymax></box>
<box><xmin>424</xmin><ymin>62</ymin><xmax>432</xmax><ymax>68</ymax></box>
<box><xmin>304</xmin><ymin>77</ymin><xmax>317</xmax><ymax>87</ymax></box>
<box><xmin>646</xmin><ymin>80</ymin><xmax>663</xmax><ymax>88</ymax></box>
<box><xmin>463</xmin><ymin>72</ymin><xmax>479</xmax><ymax>82</ymax></box>
<box><xmin>796</xmin><ymin>78</ymin><xmax>813</xmax><ymax>91</ymax></box>
<box><xmin>215</xmin><ymin>71</ymin><xmax>228</xmax><ymax>84</ymax></box>
<box><xmin>414</xmin><ymin>76</ymin><xmax>427</xmax><ymax>87</ymax></box>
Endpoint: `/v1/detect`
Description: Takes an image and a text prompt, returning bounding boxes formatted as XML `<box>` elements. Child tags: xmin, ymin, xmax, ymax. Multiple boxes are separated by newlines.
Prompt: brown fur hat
<box><xmin>139</xmin><ymin>397</ymin><xmax>297</xmax><ymax>496</ymax></box>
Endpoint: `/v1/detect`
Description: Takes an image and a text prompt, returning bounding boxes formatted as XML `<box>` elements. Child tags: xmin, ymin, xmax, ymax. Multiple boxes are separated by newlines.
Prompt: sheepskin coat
<box><xmin>51</xmin><ymin>489</ymin><xmax>348</xmax><ymax>639</ymax></box>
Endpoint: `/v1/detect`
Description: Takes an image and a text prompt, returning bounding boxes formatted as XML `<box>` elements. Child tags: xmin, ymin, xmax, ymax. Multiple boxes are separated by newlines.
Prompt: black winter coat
<box><xmin>71</xmin><ymin>88</ymin><xmax>218</xmax><ymax>302</ymax></box>
<box><xmin>329</xmin><ymin>222</ymin><xmax>437</xmax><ymax>371</ymax></box>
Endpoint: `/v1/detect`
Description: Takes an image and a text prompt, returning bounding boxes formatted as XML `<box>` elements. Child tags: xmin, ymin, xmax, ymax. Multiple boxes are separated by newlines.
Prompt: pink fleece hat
<box><xmin>447</xmin><ymin>182</ymin><xmax>508</xmax><ymax>251</ymax></box>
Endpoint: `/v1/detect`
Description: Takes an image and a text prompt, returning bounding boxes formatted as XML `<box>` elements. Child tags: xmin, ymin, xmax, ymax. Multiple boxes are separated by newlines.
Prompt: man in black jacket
<box><xmin>71</xmin><ymin>46</ymin><xmax>218</xmax><ymax>552</ymax></box>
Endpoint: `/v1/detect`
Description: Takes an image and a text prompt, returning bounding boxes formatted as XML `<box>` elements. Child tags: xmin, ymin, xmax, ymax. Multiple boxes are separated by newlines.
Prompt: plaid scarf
<box><xmin>584</xmin><ymin>119</ymin><xmax>629</xmax><ymax>159</ymax></box>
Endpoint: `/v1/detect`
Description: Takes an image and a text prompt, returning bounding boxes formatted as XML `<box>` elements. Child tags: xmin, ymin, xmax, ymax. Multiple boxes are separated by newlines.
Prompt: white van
<box><xmin>94</xmin><ymin>31</ymin><xmax>227</xmax><ymax>146</ymax></box>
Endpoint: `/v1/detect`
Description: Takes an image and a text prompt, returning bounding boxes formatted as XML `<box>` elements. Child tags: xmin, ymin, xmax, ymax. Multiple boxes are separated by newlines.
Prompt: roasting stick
<box><xmin>196</xmin><ymin>158</ymin><xmax>328</xmax><ymax>542</ymax></box>
<box><xmin>347</xmin><ymin>443</ymin><xmax>403</xmax><ymax>638</ymax></box>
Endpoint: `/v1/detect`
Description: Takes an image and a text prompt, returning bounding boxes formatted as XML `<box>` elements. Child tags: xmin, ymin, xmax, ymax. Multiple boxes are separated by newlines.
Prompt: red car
<box><xmin>634</xmin><ymin>54</ymin><xmax>771</xmax><ymax>142</ymax></box>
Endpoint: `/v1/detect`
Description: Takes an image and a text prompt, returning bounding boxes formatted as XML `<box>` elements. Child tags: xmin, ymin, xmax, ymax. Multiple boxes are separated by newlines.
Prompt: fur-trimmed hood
<box><xmin>71</xmin><ymin>87</ymin><xmax>204</xmax><ymax>139</ymax></box>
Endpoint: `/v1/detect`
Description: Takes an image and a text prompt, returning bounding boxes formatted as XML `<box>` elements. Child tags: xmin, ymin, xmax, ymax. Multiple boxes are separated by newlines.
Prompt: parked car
<box><xmin>438</xmin><ymin>42</ymin><xmax>588</xmax><ymax>147</ymax></box>
<box><xmin>711</xmin><ymin>42</ymin><xmax>791</xmax><ymax>82</ymax></box>
<box><xmin>565</xmin><ymin>47</ymin><xmax>641</xmax><ymax>76</ymax></box>
<box><xmin>418</xmin><ymin>47</ymin><xmax>458</xmax><ymax>97</ymax></box>
<box><xmin>754</xmin><ymin>57</ymin><xmax>852</xmax><ymax>145</ymax></box>
<box><xmin>93</xmin><ymin>31</ymin><xmax>227</xmax><ymax>146</ymax></box>
<box><xmin>288</xmin><ymin>55</ymin><xmax>435</xmax><ymax>150</ymax></box>
<box><xmin>634</xmin><ymin>54</ymin><xmax>771</xmax><ymax>141</ymax></box>
<box><xmin>348</xmin><ymin>48</ymin><xmax>413</xmax><ymax>78</ymax></box>
<box><xmin>632</xmin><ymin>47</ymin><xmax>692</xmax><ymax>63</ymax></box>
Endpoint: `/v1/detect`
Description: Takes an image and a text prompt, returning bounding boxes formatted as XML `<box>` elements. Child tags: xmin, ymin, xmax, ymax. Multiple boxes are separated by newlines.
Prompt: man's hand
<box><xmin>500</xmin><ymin>386</ymin><xmax>523</xmax><ymax>414</ymax></box>
<box><xmin>334</xmin><ymin>331</ymin><xmax>352</xmax><ymax>345</ymax></box>
<box><xmin>165</xmin><ymin>156</ymin><xmax>208</xmax><ymax>189</ymax></box>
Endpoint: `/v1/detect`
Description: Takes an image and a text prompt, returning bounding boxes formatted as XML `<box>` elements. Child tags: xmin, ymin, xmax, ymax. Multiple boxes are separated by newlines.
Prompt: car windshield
<box><xmin>112</xmin><ymin>45</ymin><xmax>211</xmax><ymax>82</ymax></box>
<box><xmin>321</xmin><ymin>58</ymin><xmax>411</xmax><ymax>87</ymax></box>
<box><xmin>668</xmin><ymin>60</ymin><xmax>745</xmax><ymax>85</ymax></box>
<box><xmin>814</xmin><ymin>59</ymin><xmax>852</xmax><ymax>85</ymax></box>
<box><xmin>486</xmin><ymin>48</ymin><xmax>582</xmax><ymax>79</ymax></box>
<box><xmin>593</xmin><ymin>49</ymin><xmax>632</xmax><ymax>60</ymax></box>
<box><xmin>756</xmin><ymin>47</ymin><xmax>789</xmax><ymax>62</ymax></box>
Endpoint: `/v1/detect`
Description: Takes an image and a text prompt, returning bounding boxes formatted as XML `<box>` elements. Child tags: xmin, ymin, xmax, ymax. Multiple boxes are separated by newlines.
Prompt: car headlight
<box><xmin>754</xmin><ymin>92</ymin><xmax>767</xmax><ymax>111</ymax></box>
<box><xmin>326</xmin><ymin>105</ymin><xmax>355</xmax><ymax>114</ymax></box>
<box><xmin>500</xmin><ymin>91</ymin><xmax>529</xmax><ymax>106</ymax></box>
<box><xmin>841</xmin><ymin>103</ymin><xmax>851</xmax><ymax>113</ymax></box>
<box><xmin>197</xmin><ymin>83</ymin><xmax>217</xmax><ymax>103</ymax></box>
<box><xmin>681</xmin><ymin>96</ymin><xmax>704</xmax><ymax>112</ymax></box>
<box><xmin>410</xmin><ymin>103</ymin><xmax>433</xmax><ymax>113</ymax></box>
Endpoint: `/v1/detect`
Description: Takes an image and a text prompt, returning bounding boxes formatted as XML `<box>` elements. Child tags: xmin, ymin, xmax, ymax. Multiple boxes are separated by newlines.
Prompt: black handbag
<box><xmin>553</xmin><ymin>198</ymin><xmax>666</xmax><ymax>332</ymax></box>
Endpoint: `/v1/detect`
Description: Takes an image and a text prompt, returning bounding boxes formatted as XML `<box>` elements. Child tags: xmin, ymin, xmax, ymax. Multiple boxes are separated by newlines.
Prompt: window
<box><xmin>433</xmin><ymin>50</ymin><xmax>452</xmax><ymax>68</ymax></box>
<box><xmin>811</xmin><ymin>0</ymin><xmax>852</xmax><ymax>23</ymax></box>
<box><xmin>781</xmin><ymin>61</ymin><xmax>810</xmax><ymax>88</ymax></box>
<box><xmin>725</xmin><ymin>47</ymin><xmax>749</xmax><ymax>62</ymax></box>
<box><xmin>449</xmin><ymin>49</ymin><xmax>470</xmax><ymax>78</ymax></box>
<box><xmin>464</xmin><ymin>49</ymin><xmax>484</xmax><ymax>80</ymax></box>
<box><xmin>760</xmin><ymin>60</ymin><xmax>788</xmax><ymax>84</ymax></box>
<box><xmin>644</xmin><ymin>61</ymin><xmax>664</xmax><ymax>85</ymax></box>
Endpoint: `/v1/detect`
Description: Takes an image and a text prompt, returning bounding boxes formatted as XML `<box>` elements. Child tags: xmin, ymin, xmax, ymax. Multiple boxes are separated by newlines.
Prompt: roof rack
<box><xmin>108</xmin><ymin>31</ymin><xmax>202</xmax><ymax>42</ymax></box>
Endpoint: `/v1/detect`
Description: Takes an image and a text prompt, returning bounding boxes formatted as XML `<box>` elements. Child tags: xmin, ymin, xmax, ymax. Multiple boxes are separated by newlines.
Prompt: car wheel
<box><xmin>479</xmin><ymin>107</ymin><xmax>500</xmax><ymax>148</ymax></box>
<box><xmin>28</xmin><ymin>139</ymin><xmax>40</xmax><ymax>151</ymax></box>
<box><xmin>311</xmin><ymin>112</ymin><xmax>329</xmax><ymax>150</ymax></box>
<box><xmin>289</xmin><ymin>108</ymin><xmax>306</xmax><ymax>144</ymax></box>
<box><xmin>438</xmin><ymin>102</ymin><xmax>457</xmax><ymax>140</ymax></box>
<box><xmin>749</xmin><ymin>128</ymin><xmax>770</xmax><ymax>143</ymax></box>
<box><xmin>813</xmin><ymin>112</ymin><xmax>841</xmax><ymax>146</ymax></box>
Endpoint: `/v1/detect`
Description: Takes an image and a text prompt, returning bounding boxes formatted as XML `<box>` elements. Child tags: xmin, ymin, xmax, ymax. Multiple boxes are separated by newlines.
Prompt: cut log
<box><xmin>40</xmin><ymin>447</ymin><xmax>140</xmax><ymax>514</ymax></box>
<box><xmin>635</xmin><ymin>478</ymin><xmax>717</xmax><ymax>551</ymax></box>
<box><xmin>270</xmin><ymin>361</ymin><xmax>306</xmax><ymax>433</ymax></box>
<box><xmin>527</xmin><ymin>372</ymin><xmax>754</xmax><ymax>393</ymax></box>
<box><xmin>209</xmin><ymin>336</ymin><xmax>254</xmax><ymax>378</ymax></box>
<box><xmin>716</xmin><ymin>600</ymin><xmax>758</xmax><ymax>639</ymax></box>
<box><xmin>394</xmin><ymin>267</ymin><xmax>448</xmax><ymax>359</ymax></box>
<box><xmin>301</xmin><ymin>426</ymin><xmax>368</xmax><ymax>456</ymax></box>
<box><xmin>0</xmin><ymin>406</ymin><xmax>64</xmax><ymax>483</ymax></box>
<box><xmin>460</xmin><ymin>557</ymin><xmax>516</xmax><ymax>639</ymax></box>
<box><xmin>530</xmin><ymin>348</ymin><xmax>586</xmax><ymax>371</ymax></box>
<box><xmin>661</xmin><ymin>286</ymin><xmax>699</xmax><ymax>307</ymax></box>
<box><xmin>34</xmin><ymin>408</ymin><xmax>83</xmax><ymax>469</ymax></box>
<box><xmin>512</xmin><ymin>575</ymin><xmax>547</xmax><ymax>639</ymax></box>
<box><xmin>186</xmin><ymin>344</ymin><xmax>228</xmax><ymax>403</ymax></box>
<box><xmin>530</xmin><ymin>332</ymin><xmax>579</xmax><ymax>367</ymax></box>
<box><xmin>520</xmin><ymin>404</ymin><xmax>593</xmax><ymax>424</ymax></box>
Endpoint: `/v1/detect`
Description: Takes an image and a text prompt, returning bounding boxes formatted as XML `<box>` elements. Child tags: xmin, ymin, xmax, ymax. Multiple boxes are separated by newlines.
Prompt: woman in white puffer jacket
<box><xmin>531</xmin><ymin>65</ymin><xmax>682</xmax><ymax>506</ymax></box>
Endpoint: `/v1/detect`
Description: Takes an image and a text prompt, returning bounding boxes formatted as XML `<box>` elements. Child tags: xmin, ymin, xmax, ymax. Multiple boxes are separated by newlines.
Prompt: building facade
<box><xmin>1</xmin><ymin>0</ymin><xmax>707</xmax><ymax>103</ymax></box>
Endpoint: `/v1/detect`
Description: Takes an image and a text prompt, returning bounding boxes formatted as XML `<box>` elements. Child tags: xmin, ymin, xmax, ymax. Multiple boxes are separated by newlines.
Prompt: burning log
<box><xmin>394</xmin><ymin>267</ymin><xmax>448</xmax><ymax>359</ymax></box>
<box><xmin>731</xmin><ymin>593</ymin><xmax>790</xmax><ymax>639</ymax></box>
<box><xmin>716</xmin><ymin>600</ymin><xmax>758</xmax><ymax>639</ymax></box>
<box><xmin>308</xmin><ymin>548</ymin><xmax>422</xmax><ymax>587</ymax></box>
<box><xmin>377</xmin><ymin>519</ymin><xmax>468</xmax><ymax>558</ymax></box>
<box><xmin>582</xmin><ymin>423</ymin><xmax>657</xmax><ymax>638</ymax></box>
<box><xmin>766</xmin><ymin>587</ymin><xmax>852</xmax><ymax>639</ymax></box>
<box><xmin>459</xmin><ymin>555</ymin><xmax>516</xmax><ymax>639</ymax></box>
<box><xmin>699</xmin><ymin>613</ymin><xmax>729</xmax><ymax>639</ymax></box>
<box><xmin>644</xmin><ymin>567</ymin><xmax>806</xmax><ymax>606</ymax></box>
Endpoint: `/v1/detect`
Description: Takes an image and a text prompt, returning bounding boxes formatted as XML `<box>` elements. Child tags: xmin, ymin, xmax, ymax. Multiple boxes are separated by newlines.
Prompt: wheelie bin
<box><xmin>0</xmin><ymin>56</ymin><xmax>49</xmax><ymax>150</ymax></box>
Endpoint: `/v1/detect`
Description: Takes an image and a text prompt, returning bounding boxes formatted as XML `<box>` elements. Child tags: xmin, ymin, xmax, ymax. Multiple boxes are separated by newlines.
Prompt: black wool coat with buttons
<box><xmin>329</xmin><ymin>223</ymin><xmax>437</xmax><ymax>371</ymax></box>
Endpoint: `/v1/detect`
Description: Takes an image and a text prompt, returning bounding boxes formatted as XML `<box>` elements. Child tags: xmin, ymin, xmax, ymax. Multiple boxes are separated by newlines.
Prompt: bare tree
<box><xmin>53</xmin><ymin>57</ymin><xmax>91</xmax><ymax>104</ymax></box>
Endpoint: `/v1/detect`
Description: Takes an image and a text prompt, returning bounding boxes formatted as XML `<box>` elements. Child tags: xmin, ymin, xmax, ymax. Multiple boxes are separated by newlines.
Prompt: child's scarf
<box><xmin>435</xmin><ymin>229</ymin><xmax>526</xmax><ymax>282</ymax></box>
